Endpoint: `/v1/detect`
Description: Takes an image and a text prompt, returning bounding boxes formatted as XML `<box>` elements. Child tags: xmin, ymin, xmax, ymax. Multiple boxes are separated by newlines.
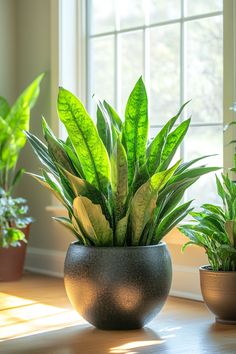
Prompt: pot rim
<box><xmin>69</xmin><ymin>241</ymin><xmax>166</xmax><ymax>250</ymax></box>
<box><xmin>199</xmin><ymin>265</ymin><xmax>236</xmax><ymax>274</ymax></box>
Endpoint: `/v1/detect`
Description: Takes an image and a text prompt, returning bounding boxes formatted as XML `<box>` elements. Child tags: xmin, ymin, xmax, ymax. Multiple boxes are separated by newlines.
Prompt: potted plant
<box><xmin>0</xmin><ymin>74</ymin><xmax>43</xmax><ymax>281</ymax></box>
<box><xmin>179</xmin><ymin>173</ymin><xmax>236</xmax><ymax>324</ymax></box>
<box><xmin>27</xmin><ymin>77</ymin><xmax>218</xmax><ymax>329</ymax></box>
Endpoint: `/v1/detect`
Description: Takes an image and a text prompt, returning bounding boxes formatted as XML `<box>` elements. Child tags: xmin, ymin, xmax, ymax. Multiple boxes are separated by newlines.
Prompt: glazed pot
<box><xmin>0</xmin><ymin>225</ymin><xmax>30</xmax><ymax>281</ymax></box>
<box><xmin>200</xmin><ymin>265</ymin><xmax>236</xmax><ymax>324</ymax></box>
<box><xmin>64</xmin><ymin>242</ymin><xmax>172</xmax><ymax>330</ymax></box>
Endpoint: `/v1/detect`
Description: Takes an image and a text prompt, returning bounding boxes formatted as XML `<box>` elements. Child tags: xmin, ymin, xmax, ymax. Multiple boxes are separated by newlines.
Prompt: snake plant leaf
<box><xmin>52</xmin><ymin>216</ymin><xmax>82</xmax><ymax>239</ymax></box>
<box><xmin>123</xmin><ymin>77</ymin><xmax>148</xmax><ymax>185</ymax></box>
<box><xmin>29</xmin><ymin>172</ymin><xmax>65</xmax><ymax>206</ymax></box>
<box><xmin>158</xmin><ymin>177</ymin><xmax>198</xmax><ymax>219</ymax></box>
<box><xmin>169</xmin><ymin>166</ymin><xmax>219</xmax><ymax>185</ymax></box>
<box><xmin>73</xmin><ymin>196</ymin><xmax>113</xmax><ymax>246</ymax></box>
<box><xmin>56</xmin><ymin>165</ymin><xmax>112</xmax><ymax>225</ymax></box>
<box><xmin>115</xmin><ymin>211</ymin><xmax>130</xmax><ymax>246</ymax></box>
<box><xmin>153</xmin><ymin>201</ymin><xmax>194</xmax><ymax>243</ymax></box>
<box><xmin>97</xmin><ymin>105</ymin><xmax>112</xmax><ymax>155</ymax></box>
<box><xmin>60</xmin><ymin>140</ymin><xmax>84</xmax><ymax>178</ymax></box>
<box><xmin>147</xmin><ymin>100</ymin><xmax>190</xmax><ymax>175</ymax></box>
<box><xmin>58</xmin><ymin>87</ymin><xmax>111</xmax><ymax>196</ymax></box>
<box><xmin>111</xmin><ymin>137</ymin><xmax>128</xmax><ymax>219</ymax></box>
<box><xmin>130</xmin><ymin>160</ymin><xmax>181</xmax><ymax>245</ymax></box>
<box><xmin>0</xmin><ymin>97</ymin><xmax>10</xmax><ymax>118</ymax></box>
<box><xmin>42</xmin><ymin>117</ymin><xmax>76</xmax><ymax>175</ymax></box>
<box><xmin>158</xmin><ymin>118</ymin><xmax>191</xmax><ymax>171</ymax></box>
<box><xmin>132</xmin><ymin>163</ymin><xmax>150</xmax><ymax>194</ymax></box>
<box><xmin>25</xmin><ymin>131</ymin><xmax>58</xmax><ymax>176</ymax></box>
<box><xmin>175</xmin><ymin>155</ymin><xmax>217</xmax><ymax>175</ymax></box>
<box><xmin>103</xmin><ymin>100</ymin><xmax>123</xmax><ymax>131</ymax></box>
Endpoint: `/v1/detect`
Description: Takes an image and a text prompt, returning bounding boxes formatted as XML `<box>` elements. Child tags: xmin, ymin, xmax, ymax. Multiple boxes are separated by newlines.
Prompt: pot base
<box><xmin>216</xmin><ymin>318</ymin><xmax>236</xmax><ymax>325</ymax></box>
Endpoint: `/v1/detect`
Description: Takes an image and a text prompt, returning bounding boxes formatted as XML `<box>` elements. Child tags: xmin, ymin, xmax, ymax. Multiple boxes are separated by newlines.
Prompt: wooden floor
<box><xmin>0</xmin><ymin>274</ymin><xmax>236</xmax><ymax>354</ymax></box>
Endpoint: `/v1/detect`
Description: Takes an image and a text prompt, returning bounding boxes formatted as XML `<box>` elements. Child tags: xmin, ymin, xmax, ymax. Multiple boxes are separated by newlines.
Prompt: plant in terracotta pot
<box><xmin>179</xmin><ymin>173</ymin><xmax>236</xmax><ymax>324</ymax></box>
<box><xmin>0</xmin><ymin>74</ymin><xmax>43</xmax><ymax>281</ymax></box>
<box><xmin>27</xmin><ymin>77</ymin><xmax>218</xmax><ymax>329</ymax></box>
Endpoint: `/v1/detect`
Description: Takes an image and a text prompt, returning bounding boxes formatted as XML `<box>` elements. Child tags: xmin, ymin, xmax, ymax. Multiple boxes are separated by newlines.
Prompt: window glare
<box><xmin>87</xmin><ymin>0</ymin><xmax>223</xmax><ymax>205</ymax></box>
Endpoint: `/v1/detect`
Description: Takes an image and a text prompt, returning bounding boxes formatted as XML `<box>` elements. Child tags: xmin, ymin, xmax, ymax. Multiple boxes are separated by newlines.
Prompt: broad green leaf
<box><xmin>57</xmin><ymin>165</ymin><xmax>112</xmax><ymax>224</ymax></box>
<box><xmin>61</xmin><ymin>140</ymin><xmax>84</xmax><ymax>177</ymax></box>
<box><xmin>0</xmin><ymin>97</ymin><xmax>10</xmax><ymax>118</ymax></box>
<box><xmin>42</xmin><ymin>117</ymin><xmax>76</xmax><ymax>175</ymax></box>
<box><xmin>58</xmin><ymin>87</ymin><xmax>111</xmax><ymax>195</ymax></box>
<box><xmin>147</xmin><ymin>100</ymin><xmax>190</xmax><ymax>175</ymax></box>
<box><xmin>73</xmin><ymin>196</ymin><xmax>113</xmax><ymax>246</ymax></box>
<box><xmin>5</xmin><ymin>73</ymin><xmax>44</xmax><ymax>153</ymax></box>
<box><xmin>130</xmin><ymin>160</ymin><xmax>180</xmax><ymax>245</ymax></box>
<box><xmin>169</xmin><ymin>166</ymin><xmax>219</xmax><ymax>185</ymax></box>
<box><xmin>111</xmin><ymin>138</ymin><xmax>128</xmax><ymax>219</ymax></box>
<box><xmin>158</xmin><ymin>118</ymin><xmax>191</xmax><ymax>171</ymax></box>
<box><xmin>123</xmin><ymin>77</ymin><xmax>148</xmax><ymax>185</ymax></box>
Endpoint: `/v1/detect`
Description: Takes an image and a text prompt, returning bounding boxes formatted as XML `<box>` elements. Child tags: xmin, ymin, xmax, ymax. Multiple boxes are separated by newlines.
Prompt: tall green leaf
<box><xmin>73</xmin><ymin>196</ymin><xmax>113</xmax><ymax>246</ymax></box>
<box><xmin>123</xmin><ymin>77</ymin><xmax>148</xmax><ymax>185</ymax></box>
<box><xmin>158</xmin><ymin>118</ymin><xmax>191</xmax><ymax>171</ymax></box>
<box><xmin>111</xmin><ymin>138</ymin><xmax>128</xmax><ymax>219</ymax></box>
<box><xmin>147</xmin><ymin>100</ymin><xmax>190</xmax><ymax>175</ymax></box>
<box><xmin>58</xmin><ymin>87</ymin><xmax>111</xmax><ymax>196</ymax></box>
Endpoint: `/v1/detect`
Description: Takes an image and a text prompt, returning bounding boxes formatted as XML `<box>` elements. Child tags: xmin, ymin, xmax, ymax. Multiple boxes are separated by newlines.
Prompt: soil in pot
<box><xmin>0</xmin><ymin>225</ymin><xmax>30</xmax><ymax>281</ymax></box>
<box><xmin>64</xmin><ymin>242</ymin><xmax>172</xmax><ymax>330</ymax></box>
<box><xmin>200</xmin><ymin>265</ymin><xmax>236</xmax><ymax>324</ymax></box>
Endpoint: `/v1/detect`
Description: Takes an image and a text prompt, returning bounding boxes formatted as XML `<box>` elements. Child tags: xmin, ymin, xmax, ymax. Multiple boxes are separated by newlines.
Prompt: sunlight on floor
<box><xmin>0</xmin><ymin>292</ymin><xmax>85</xmax><ymax>341</ymax></box>
<box><xmin>110</xmin><ymin>340</ymin><xmax>165</xmax><ymax>354</ymax></box>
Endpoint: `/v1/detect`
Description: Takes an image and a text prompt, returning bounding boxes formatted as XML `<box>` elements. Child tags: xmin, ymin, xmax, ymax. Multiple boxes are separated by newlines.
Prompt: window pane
<box><xmin>185</xmin><ymin>126</ymin><xmax>223</xmax><ymax>206</ymax></box>
<box><xmin>149</xmin><ymin>0</ymin><xmax>181</xmax><ymax>23</ymax></box>
<box><xmin>149</xmin><ymin>24</ymin><xmax>180</xmax><ymax>126</ymax></box>
<box><xmin>120</xmin><ymin>31</ymin><xmax>144</xmax><ymax>115</ymax></box>
<box><xmin>119</xmin><ymin>0</ymin><xmax>145</xmax><ymax>30</ymax></box>
<box><xmin>185</xmin><ymin>16</ymin><xmax>223</xmax><ymax>123</ymax></box>
<box><xmin>89</xmin><ymin>36</ymin><xmax>115</xmax><ymax>115</ymax></box>
<box><xmin>184</xmin><ymin>0</ymin><xmax>223</xmax><ymax>17</ymax></box>
<box><xmin>90</xmin><ymin>0</ymin><xmax>115</xmax><ymax>35</ymax></box>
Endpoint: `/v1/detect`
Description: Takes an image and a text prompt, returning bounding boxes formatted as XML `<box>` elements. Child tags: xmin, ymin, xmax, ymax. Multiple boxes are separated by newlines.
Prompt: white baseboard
<box><xmin>25</xmin><ymin>247</ymin><xmax>203</xmax><ymax>301</ymax></box>
<box><xmin>25</xmin><ymin>247</ymin><xmax>64</xmax><ymax>278</ymax></box>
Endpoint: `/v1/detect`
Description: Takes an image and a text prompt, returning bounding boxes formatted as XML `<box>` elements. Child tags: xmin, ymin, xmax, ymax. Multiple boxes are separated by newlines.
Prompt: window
<box><xmin>85</xmin><ymin>0</ymin><xmax>223</xmax><ymax>206</ymax></box>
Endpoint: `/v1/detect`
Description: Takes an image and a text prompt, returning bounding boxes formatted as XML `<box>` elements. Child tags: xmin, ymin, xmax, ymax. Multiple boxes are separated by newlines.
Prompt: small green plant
<box><xmin>0</xmin><ymin>74</ymin><xmax>43</xmax><ymax>247</ymax></box>
<box><xmin>179</xmin><ymin>174</ymin><xmax>236</xmax><ymax>271</ymax></box>
<box><xmin>27</xmin><ymin>77</ymin><xmax>218</xmax><ymax>247</ymax></box>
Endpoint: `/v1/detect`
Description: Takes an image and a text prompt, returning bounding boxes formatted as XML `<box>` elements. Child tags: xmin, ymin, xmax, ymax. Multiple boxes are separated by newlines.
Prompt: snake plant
<box><xmin>180</xmin><ymin>174</ymin><xmax>236</xmax><ymax>271</ymax></box>
<box><xmin>0</xmin><ymin>74</ymin><xmax>43</xmax><ymax>247</ymax></box>
<box><xmin>27</xmin><ymin>77</ymin><xmax>218</xmax><ymax>246</ymax></box>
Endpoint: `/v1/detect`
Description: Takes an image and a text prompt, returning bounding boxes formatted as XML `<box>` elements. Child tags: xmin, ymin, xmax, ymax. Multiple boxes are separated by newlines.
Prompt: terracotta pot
<box><xmin>200</xmin><ymin>265</ymin><xmax>236</xmax><ymax>324</ymax></box>
<box><xmin>64</xmin><ymin>242</ymin><xmax>172</xmax><ymax>330</ymax></box>
<box><xmin>0</xmin><ymin>225</ymin><xmax>30</xmax><ymax>281</ymax></box>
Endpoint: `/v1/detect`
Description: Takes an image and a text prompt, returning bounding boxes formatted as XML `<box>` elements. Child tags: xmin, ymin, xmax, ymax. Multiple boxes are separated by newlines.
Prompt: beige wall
<box><xmin>0</xmin><ymin>0</ymin><xmax>16</xmax><ymax>102</ymax></box>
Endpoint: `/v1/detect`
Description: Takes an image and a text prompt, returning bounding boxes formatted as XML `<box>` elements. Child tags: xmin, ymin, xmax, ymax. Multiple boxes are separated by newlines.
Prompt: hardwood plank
<box><xmin>0</xmin><ymin>273</ymin><xmax>236</xmax><ymax>354</ymax></box>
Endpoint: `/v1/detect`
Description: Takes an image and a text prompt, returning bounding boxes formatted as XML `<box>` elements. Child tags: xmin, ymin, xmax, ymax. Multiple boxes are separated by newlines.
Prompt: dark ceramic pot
<box><xmin>64</xmin><ymin>242</ymin><xmax>172</xmax><ymax>330</ymax></box>
<box><xmin>0</xmin><ymin>225</ymin><xmax>30</xmax><ymax>281</ymax></box>
<box><xmin>200</xmin><ymin>266</ymin><xmax>236</xmax><ymax>324</ymax></box>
